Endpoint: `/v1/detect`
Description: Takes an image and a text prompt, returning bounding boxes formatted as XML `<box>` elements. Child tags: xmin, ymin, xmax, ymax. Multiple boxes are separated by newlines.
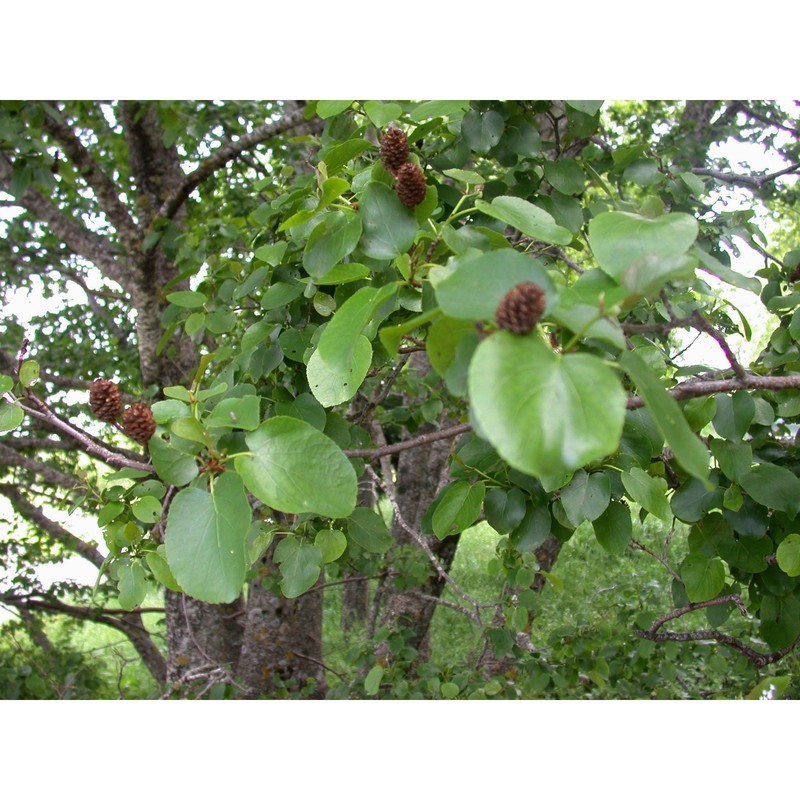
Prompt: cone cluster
<box><xmin>89</xmin><ymin>379</ymin><xmax>122</xmax><ymax>423</ymax></box>
<box><xmin>379</xmin><ymin>128</ymin><xmax>427</xmax><ymax>210</ymax></box>
<box><xmin>89</xmin><ymin>379</ymin><xmax>156</xmax><ymax>446</ymax></box>
<box><xmin>495</xmin><ymin>283</ymin><xmax>546</xmax><ymax>335</ymax></box>
<box><xmin>122</xmin><ymin>403</ymin><xmax>157</xmax><ymax>446</ymax></box>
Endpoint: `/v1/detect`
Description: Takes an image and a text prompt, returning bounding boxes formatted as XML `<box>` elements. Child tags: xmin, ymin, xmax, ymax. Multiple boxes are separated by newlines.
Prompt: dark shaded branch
<box><xmin>0</xmin><ymin>593</ymin><xmax>166</xmax><ymax>684</ymax></box>
<box><xmin>39</xmin><ymin>103</ymin><xmax>142</xmax><ymax>252</ymax></box>
<box><xmin>0</xmin><ymin>443</ymin><xmax>80</xmax><ymax>491</ymax></box>
<box><xmin>692</xmin><ymin>162</ymin><xmax>800</xmax><ymax>191</ymax></box>
<box><xmin>17</xmin><ymin>393</ymin><xmax>153</xmax><ymax>472</ymax></box>
<box><xmin>0</xmin><ymin>483</ymin><xmax>105</xmax><ymax>568</ymax></box>
<box><xmin>345</xmin><ymin>423</ymin><xmax>471</xmax><ymax>459</ymax></box>
<box><xmin>154</xmin><ymin>105</ymin><xmax>315</xmax><ymax>222</ymax></box>
<box><xmin>0</xmin><ymin>153</ymin><xmax>131</xmax><ymax>293</ymax></box>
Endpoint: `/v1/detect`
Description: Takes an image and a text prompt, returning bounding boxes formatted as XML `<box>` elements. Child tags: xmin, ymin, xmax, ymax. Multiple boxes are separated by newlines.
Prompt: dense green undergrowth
<box><xmin>2</xmin><ymin>519</ymin><xmax>796</xmax><ymax>699</ymax></box>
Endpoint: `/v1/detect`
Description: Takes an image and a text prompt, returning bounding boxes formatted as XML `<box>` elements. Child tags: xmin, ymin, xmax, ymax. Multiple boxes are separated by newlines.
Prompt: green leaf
<box><xmin>484</xmin><ymin>488</ymin><xmax>527</xmax><ymax>534</ymax></box>
<box><xmin>145</xmin><ymin>548</ymin><xmax>182</xmax><ymax>592</ymax></box>
<box><xmin>363</xmin><ymin>101</ymin><xmax>403</xmax><ymax>127</ymax></box>
<box><xmin>254</xmin><ymin>241</ymin><xmax>288</xmax><ymax>265</ymax></box>
<box><xmin>509</xmin><ymin>504</ymin><xmax>551</xmax><ymax>552</ymax></box>
<box><xmin>165</xmin><ymin>472</ymin><xmax>252</xmax><ymax>603</ymax></box>
<box><xmin>681</xmin><ymin>553</ymin><xmax>726</xmax><ymax>603</ymax></box>
<box><xmin>0</xmin><ymin>403</ymin><xmax>24</xmax><ymax>433</ymax></box>
<box><xmin>236</xmin><ymin>417</ymin><xmax>357</xmax><ymax>518</ymax></box>
<box><xmin>364</xmin><ymin>665</ymin><xmax>383</xmax><ymax>696</ymax></box>
<box><xmin>431</xmin><ymin>481</ymin><xmax>485</xmax><ymax>539</ymax></box>
<box><xmin>303</xmin><ymin>211</ymin><xmax>362</xmax><ymax>279</ymax></box>
<box><xmin>560</xmin><ymin>470</ymin><xmax>611</xmax><ymax>527</ymax></box>
<box><xmin>427</xmin><ymin>316</ymin><xmax>476</xmax><ymax>376</ymax></box>
<box><xmin>316</xmin><ymin>100</ymin><xmax>353</xmax><ymax>119</ymax></box>
<box><xmin>745</xmin><ymin>675</ymin><xmax>791</xmax><ymax>700</ymax></box>
<box><xmin>307</xmin><ymin>336</ymin><xmax>371</xmax><ymax>408</ymax></box>
<box><xmin>117</xmin><ymin>561</ymin><xmax>149</xmax><ymax>611</ymax></box>
<box><xmin>619</xmin><ymin>350</ymin><xmax>710</xmax><ymax>482</ymax></box>
<box><xmin>461</xmin><ymin>109</ymin><xmax>504</xmax><ymax>153</ymax></box>
<box><xmin>320</xmin><ymin>139</ymin><xmax>372</xmax><ymax>174</ymax></box>
<box><xmin>314</xmin><ymin>262</ymin><xmax>370</xmax><ymax>285</ymax></box>
<box><xmin>621</xmin><ymin>467</ymin><xmax>672</xmax><ymax>522</ymax></box>
<box><xmin>544</xmin><ymin>159</ymin><xmax>585</xmax><ymax>195</ymax></box>
<box><xmin>592</xmin><ymin>500</ymin><xmax>633</xmax><ymax>554</ymax></box>
<box><xmin>434</xmin><ymin>249</ymin><xmax>555</xmax><ymax>321</ymax></box>
<box><xmin>712</xmin><ymin>392</ymin><xmax>755</xmax><ymax>441</ymax></box>
<box><xmin>468</xmin><ymin>333</ymin><xmax>626</xmax><ymax>478</ymax></box>
<box><xmin>18</xmin><ymin>360</ymin><xmax>39</xmax><ymax>388</ymax></box>
<box><xmin>777</xmin><ymin>534</ymin><xmax>800</xmax><ymax>577</ymax></box>
<box><xmin>307</xmin><ymin>284</ymin><xmax>396</xmax><ymax>407</ymax></box>
<box><xmin>565</xmin><ymin>100</ymin><xmax>603</xmax><ymax>115</ymax></box>
<box><xmin>443</xmin><ymin>168</ymin><xmax>486</xmax><ymax>185</ymax></box>
<box><xmin>740</xmin><ymin>464</ymin><xmax>800</xmax><ymax>517</ymax></box>
<box><xmin>693</xmin><ymin>246</ymin><xmax>761</xmax><ymax>293</ymax></box>
<box><xmin>347</xmin><ymin>507</ymin><xmax>393</xmax><ymax>553</ymax></box>
<box><xmin>0</xmin><ymin>375</ymin><xmax>13</xmax><ymax>393</ymax></box>
<box><xmin>148</xmin><ymin>435</ymin><xmax>199</xmax><ymax>486</ymax></box>
<box><xmin>205</xmin><ymin>395</ymin><xmax>261</xmax><ymax>431</ymax></box>
<box><xmin>315</xmin><ymin>528</ymin><xmax>347</xmax><ymax>564</ymax></box>
<box><xmin>360</xmin><ymin>181</ymin><xmax>419</xmax><ymax>260</ymax></box>
<box><xmin>276</xmin><ymin>538</ymin><xmax>323</xmax><ymax>598</ymax></box>
<box><xmin>473</xmin><ymin>196</ymin><xmax>572</xmax><ymax>246</ymax></box>
<box><xmin>166</xmin><ymin>290</ymin><xmax>207</xmax><ymax>309</ymax></box>
<box><xmin>588</xmin><ymin>211</ymin><xmax>699</xmax><ymax>295</ymax></box>
<box><xmin>131</xmin><ymin>495</ymin><xmax>162</xmax><ymax>524</ymax></box>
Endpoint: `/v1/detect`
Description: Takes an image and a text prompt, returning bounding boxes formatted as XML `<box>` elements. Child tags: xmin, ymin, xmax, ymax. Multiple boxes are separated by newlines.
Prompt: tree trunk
<box><xmin>236</xmin><ymin>553</ymin><xmax>325</xmax><ymax>698</ymax></box>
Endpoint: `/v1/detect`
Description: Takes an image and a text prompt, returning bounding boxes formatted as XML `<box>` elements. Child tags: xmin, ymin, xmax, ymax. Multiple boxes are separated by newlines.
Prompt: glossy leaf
<box><xmin>589</xmin><ymin>211</ymin><xmax>698</xmax><ymax>295</ymax></box>
<box><xmin>434</xmin><ymin>249</ymin><xmax>555</xmax><ymax>321</ymax></box>
<box><xmin>592</xmin><ymin>500</ymin><xmax>633</xmax><ymax>554</ymax></box>
<box><xmin>619</xmin><ymin>350</ymin><xmax>710</xmax><ymax>482</ymax></box>
<box><xmin>621</xmin><ymin>468</ymin><xmax>672</xmax><ymax>522</ymax></box>
<box><xmin>431</xmin><ymin>481</ymin><xmax>485</xmax><ymax>539</ymax></box>
<box><xmin>165</xmin><ymin>472</ymin><xmax>252</xmax><ymax>604</ymax></box>
<box><xmin>303</xmin><ymin>211</ymin><xmax>362</xmax><ymax>279</ymax></box>
<box><xmin>236</xmin><ymin>417</ymin><xmax>357</xmax><ymax>518</ymax></box>
<box><xmin>347</xmin><ymin>507</ymin><xmax>393</xmax><ymax>553</ymax></box>
<box><xmin>681</xmin><ymin>553</ymin><xmax>726</xmax><ymax>603</ymax></box>
<box><xmin>469</xmin><ymin>333</ymin><xmax>626</xmax><ymax>478</ymax></box>
<box><xmin>360</xmin><ymin>181</ymin><xmax>418</xmax><ymax>260</ymax></box>
<box><xmin>473</xmin><ymin>196</ymin><xmax>572</xmax><ymax>246</ymax></box>
<box><xmin>275</xmin><ymin>538</ymin><xmax>323</xmax><ymax>598</ymax></box>
<box><xmin>740</xmin><ymin>464</ymin><xmax>800</xmax><ymax>517</ymax></box>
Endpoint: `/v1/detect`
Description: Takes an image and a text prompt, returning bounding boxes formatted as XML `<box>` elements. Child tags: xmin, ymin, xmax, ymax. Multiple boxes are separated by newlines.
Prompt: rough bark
<box><xmin>236</xmin><ymin>552</ymin><xmax>325</xmax><ymax>698</ymax></box>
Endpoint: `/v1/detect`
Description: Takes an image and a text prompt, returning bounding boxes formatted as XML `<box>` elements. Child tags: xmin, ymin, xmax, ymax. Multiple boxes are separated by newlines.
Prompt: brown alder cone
<box><xmin>495</xmin><ymin>282</ymin><xmax>547</xmax><ymax>335</ymax></box>
<box><xmin>89</xmin><ymin>379</ymin><xmax>122</xmax><ymax>423</ymax></box>
<box><xmin>380</xmin><ymin>128</ymin><xmax>410</xmax><ymax>174</ymax></box>
<box><xmin>394</xmin><ymin>163</ymin><xmax>427</xmax><ymax>209</ymax></box>
<box><xmin>122</xmin><ymin>403</ymin><xmax>157</xmax><ymax>445</ymax></box>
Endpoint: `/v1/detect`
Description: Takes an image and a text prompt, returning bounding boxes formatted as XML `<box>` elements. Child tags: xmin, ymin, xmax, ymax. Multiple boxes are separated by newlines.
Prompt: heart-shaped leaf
<box><xmin>468</xmin><ymin>333</ymin><xmax>626</xmax><ymax>478</ymax></box>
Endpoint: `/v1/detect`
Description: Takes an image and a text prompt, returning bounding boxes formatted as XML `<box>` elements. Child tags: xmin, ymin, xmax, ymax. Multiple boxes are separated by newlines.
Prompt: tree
<box><xmin>2</xmin><ymin>99</ymin><xmax>800</xmax><ymax>699</ymax></box>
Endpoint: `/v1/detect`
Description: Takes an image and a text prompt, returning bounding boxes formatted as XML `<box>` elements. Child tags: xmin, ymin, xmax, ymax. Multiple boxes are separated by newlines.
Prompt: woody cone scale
<box><xmin>394</xmin><ymin>163</ymin><xmax>427</xmax><ymax>209</ymax></box>
<box><xmin>122</xmin><ymin>403</ymin><xmax>157</xmax><ymax>446</ymax></box>
<box><xmin>495</xmin><ymin>283</ymin><xmax>546</xmax><ymax>335</ymax></box>
<box><xmin>380</xmin><ymin>128</ymin><xmax>410</xmax><ymax>174</ymax></box>
<box><xmin>89</xmin><ymin>379</ymin><xmax>122</xmax><ymax>423</ymax></box>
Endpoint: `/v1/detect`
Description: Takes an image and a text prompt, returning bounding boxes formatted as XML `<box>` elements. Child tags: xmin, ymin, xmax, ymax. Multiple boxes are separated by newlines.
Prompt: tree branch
<box><xmin>0</xmin><ymin>482</ymin><xmax>105</xmax><ymax>568</ymax></box>
<box><xmin>39</xmin><ymin>103</ymin><xmax>142</xmax><ymax>252</ymax></box>
<box><xmin>692</xmin><ymin>161</ymin><xmax>800</xmax><ymax>191</ymax></box>
<box><xmin>0</xmin><ymin>152</ymin><xmax>132</xmax><ymax>293</ymax></box>
<box><xmin>0</xmin><ymin>593</ymin><xmax>166</xmax><ymax>684</ymax></box>
<box><xmin>0</xmin><ymin>443</ymin><xmax>81</xmax><ymax>491</ymax></box>
<box><xmin>154</xmin><ymin>105</ymin><xmax>315</xmax><ymax>222</ymax></box>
